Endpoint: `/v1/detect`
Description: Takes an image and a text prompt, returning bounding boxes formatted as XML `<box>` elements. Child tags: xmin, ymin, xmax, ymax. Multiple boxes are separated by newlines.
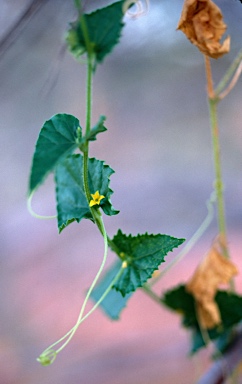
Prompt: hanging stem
<box><xmin>37</xmin><ymin>220</ymin><xmax>126</xmax><ymax>365</ymax></box>
<box><xmin>209</xmin><ymin>98</ymin><xmax>227</xmax><ymax>240</ymax></box>
<box><xmin>56</xmin><ymin>219</ymin><xmax>108</xmax><ymax>353</ymax></box>
<box><xmin>204</xmin><ymin>56</ymin><xmax>229</xmax><ymax>259</ymax></box>
<box><xmin>52</xmin><ymin>218</ymin><xmax>108</xmax><ymax>355</ymax></box>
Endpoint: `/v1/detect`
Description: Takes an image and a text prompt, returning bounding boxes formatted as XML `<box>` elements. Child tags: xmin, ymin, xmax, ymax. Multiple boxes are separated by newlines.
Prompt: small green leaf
<box><xmin>111</xmin><ymin>230</ymin><xmax>185</xmax><ymax>296</ymax></box>
<box><xmin>66</xmin><ymin>1</ymin><xmax>126</xmax><ymax>65</ymax></box>
<box><xmin>80</xmin><ymin>115</ymin><xmax>107</xmax><ymax>151</ymax></box>
<box><xmin>162</xmin><ymin>285</ymin><xmax>242</xmax><ymax>353</ymax></box>
<box><xmin>90</xmin><ymin>260</ymin><xmax>133</xmax><ymax>320</ymax></box>
<box><xmin>29</xmin><ymin>114</ymin><xmax>80</xmax><ymax>194</ymax></box>
<box><xmin>55</xmin><ymin>154</ymin><xmax>119</xmax><ymax>232</ymax></box>
<box><xmin>86</xmin><ymin>115</ymin><xmax>107</xmax><ymax>142</ymax></box>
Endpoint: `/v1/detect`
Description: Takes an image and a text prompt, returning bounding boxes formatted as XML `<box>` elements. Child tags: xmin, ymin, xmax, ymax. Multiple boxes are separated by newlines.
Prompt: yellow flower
<box><xmin>89</xmin><ymin>191</ymin><xmax>105</xmax><ymax>207</ymax></box>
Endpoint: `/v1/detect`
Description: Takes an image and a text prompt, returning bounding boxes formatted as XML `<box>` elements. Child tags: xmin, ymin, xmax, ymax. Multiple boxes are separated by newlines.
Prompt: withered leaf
<box><xmin>177</xmin><ymin>0</ymin><xmax>230</xmax><ymax>59</ymax></box>
<box><xmin>186</xmin><ymin>237</ymin><xmax>238</xmax><ymax>328</ymax></box>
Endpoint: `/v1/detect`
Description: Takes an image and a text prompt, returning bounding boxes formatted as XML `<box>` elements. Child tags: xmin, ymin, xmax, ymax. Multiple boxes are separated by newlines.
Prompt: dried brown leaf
<box><xmin>196</xmin><ymin>301</ymin><xmax>221</xmax><ymax>329</ymax></box>
<box><xmin>177</xmin><ymin>0</ymin><xmax>230</xmax><ymax>59</ymax></box>
<box><xmin>186</xmin><ymin>237</ymin><xmax>238</xmax><ymax>328</ymax></box>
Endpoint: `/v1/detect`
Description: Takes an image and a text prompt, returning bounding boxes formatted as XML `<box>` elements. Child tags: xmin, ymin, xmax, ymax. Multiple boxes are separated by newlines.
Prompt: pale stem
<box><xmin>204</xmin><ymin>55</ymin><xmax>229</xmax><ymax>258</ymax></box>
<box><xmin>218</xmin><ymin>61</ymin><xmax>242</xmax><ymax>100</ymax></box>
<box><xmin>149</xmin><ymin>192</ymin><xmax>216</xmax><ymax>286</ymax></box>
<box><xmin>215</xmin><ymin>49</ymin><xmax>242</xmax><ymax>96</ymax></box>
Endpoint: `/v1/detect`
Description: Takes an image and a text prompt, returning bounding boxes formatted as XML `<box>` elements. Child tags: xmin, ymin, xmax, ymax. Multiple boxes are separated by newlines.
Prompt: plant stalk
<box><xmin>209</xmin><ymin>99</ymin><xmax>227</xmax><ymax>239</ymax></box>
<box><xmin>82</xmin><ymin>54</ymin><xmax>93</xmax><ymax>204</ymax></box>
<box><xmin>142</xmin><ymin>284</ymin><xmax>163</xmax><ymax>306</ymax></box>
<box><xmin>80</xmin><ymin>10</ymin><xmax>94</xmax><ymax>205</ymax></box>
<box><xmin>204</xmin><ymin>56</ymin><xmax>229</xmax><ymax>258</ymax></box>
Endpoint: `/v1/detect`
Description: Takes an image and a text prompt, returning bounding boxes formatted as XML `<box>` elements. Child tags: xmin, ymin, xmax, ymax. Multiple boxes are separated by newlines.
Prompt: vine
<box><xmin>28</xmin><ymin>0</ymin><xmax>242</xmax><ymax>381</ymax></box>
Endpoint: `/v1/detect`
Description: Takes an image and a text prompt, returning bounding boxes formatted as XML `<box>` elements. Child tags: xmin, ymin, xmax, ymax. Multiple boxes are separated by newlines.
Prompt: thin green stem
<box><xmin>74</xmin><ymin>0</ymin><xmax>82</xmax><ymax>14</ymax></box>
<box><xmin>79</xmin><ymin>11</ymin><xmax>95</xmax><ymax>206</ymax></box>
<box><xmin>80</xmin><ymin>14</ymin><xmax>93</xmax><ymax>56</ymax></box>
<box><xmin>209</xmin><ymin>99</ymin><xmax>227</xmax><ymax>240</ymax></box>
<box><xmin>27</xmin><ymin>192</ymin><xmax>57</xmax><ymax>220</ymax></box>
<box><xmin>41</xmin><ymin>261</ymin><xmax>121</xmax><ymax>358</ymax></box>
<box><xmin>37</xmin><ymin>218</ymin><xmax>114</xmax><ymax>364</ymax></box>
<box><xmin>142</xmin><ymin>284</ymin><xmax>162</xmax><ymax>306</ymax></box>
<box><xmin>215</xmin><ymin>48</ymin><xmax>242</xmax><ymax>96</ymax></box>
<box><xmin>83</xmin><ymin>148</ymin><xmax>91</xmax><ymax>201</ymax></box>
<box><xmin>149</xmin><ymin>192</ymin><xmax>216</xmax><ymax>287</ymax></box>
<box><xmin>82</xmin><ymin>54</ymin><xmax>93</xmax><ymax>204</ymax></box>
<box><xmin>55</xmin><ymin>217</ymin><xmax>108</xmax><ymax>354</ymax></box>
<box><xmin>85</xmin><ymin>54</ymin><xmax>93</xmax><ymax>136</ymax></box>
<box><xmin>204</xmin><ymin>56</ymin><xmax>229</xmax><ymax>258</ymax></box>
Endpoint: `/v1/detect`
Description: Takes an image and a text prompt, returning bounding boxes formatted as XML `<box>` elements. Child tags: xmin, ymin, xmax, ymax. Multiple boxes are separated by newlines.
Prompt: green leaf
<box><xmin>55</xmin><ymin>154</ymin><xmax>119</xmax><ymax>232</ymax></box>
<box><xmin>66</xmin><ymin>1</ymin><xmax>126</xmax><ymax>65</ymax></box>
<box><xmin>111</xmin><ymin>230</ymin><xmax>185</xmax><ymax>296</ymax></box>
<box><xmin>80</xmin><ymin>115</ymin><xmax>107</xmax><ymax>151</ymax></box>
<box><xmin>86</xmin><ymin>115</ymin><xmax>107</xmax><ymax>142</ymax></box>
<box><xmin>29</xmin><ymin>114</ymin><xmax>80</xmax><ymax>194</ymax></box>
<box><xmin>162</xmin><ymin>285</ymin><xmax>242</xmax><ymax>353</ymax></box>
<box><xmin>90</xmin><ymin>260</ymin><xmax>133</xmax><ymax>320</ymax></box>
<box><xmin>162</xmin><ymin>285</ymin><xmax>197</xmax><ymax>328</ymax></box>
<box><xmin>192</xmin><ymin>291</ymin><xmax>242</xmax><ymax>353</ymax></box>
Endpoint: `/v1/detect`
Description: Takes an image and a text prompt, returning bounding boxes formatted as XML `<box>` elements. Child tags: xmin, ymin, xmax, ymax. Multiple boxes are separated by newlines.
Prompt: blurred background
<box><xmin>1</xmin><ymin>0</ymin><xmax>242</xmax><ymax>383</ymax></box>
